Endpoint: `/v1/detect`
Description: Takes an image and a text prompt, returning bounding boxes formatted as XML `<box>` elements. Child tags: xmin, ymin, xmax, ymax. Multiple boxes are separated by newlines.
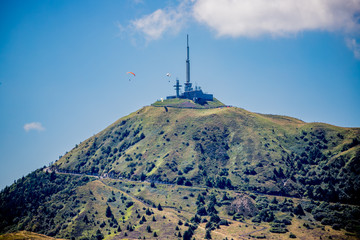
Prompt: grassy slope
<box><xmin>1</xmin><ymin>171</ymin><xmax>359</xmax><ymax>239</ymax></box>
<box><xmin>1</xmin><ymin>100</ymin><xmax>359</xmax><ymax>239</ymax></box>
<box><xmin>3</xmin><ymin>176</ymin><xmax>358</xmax><ymax>240</ymax></box>
<box><xmin>54</xmin><ymin>101</ymin><xmax>360</xmax><ymax>202</ymax></box>
<box><xmin>0</xmin><ymin>231</ymin><xmax>66</xmax><ymax>239</ymax></box>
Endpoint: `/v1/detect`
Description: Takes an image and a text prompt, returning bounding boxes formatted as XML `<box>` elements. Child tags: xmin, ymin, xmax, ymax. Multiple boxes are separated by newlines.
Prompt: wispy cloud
<box><xmin>192</xmin><ymin>0</ymin><xmax>360</xmax><ymax>38</ymax></box>
<box><xmin>24</xmin><ymin>122</ymin><xmax>45</xmax><ymax>132</ymax></box>
<box><xmin>346</xmin><ymin>37</ymin><xmax>360</xmax><ymax>59</ymax></box>
<box><xmin>127</xmin><ymin>1</ymin><xmax>190</xmax><ymax>41</ymax></box>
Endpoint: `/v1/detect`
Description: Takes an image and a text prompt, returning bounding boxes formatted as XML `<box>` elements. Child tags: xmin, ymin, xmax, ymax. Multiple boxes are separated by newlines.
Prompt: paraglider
<box><xmin>127</xmin><ymin>72</ymin><xmax>135</xmax><ymax>81</ymax></box>
<box><xmin>166</xmin><ymin>73</ymin><xmax>171</xmax><ymax>82</ymax></box>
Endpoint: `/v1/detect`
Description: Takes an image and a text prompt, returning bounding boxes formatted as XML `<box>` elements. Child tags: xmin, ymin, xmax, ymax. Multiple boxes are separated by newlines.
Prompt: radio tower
<box><xmin>174</xmin><ymin>79</ymin><xmax>182</xmax><ymax>98</ymax></box>
<box><xmin>184</xmin><ymin>34</ymin><xmax>192</xmax><ymax>92</ymax></box>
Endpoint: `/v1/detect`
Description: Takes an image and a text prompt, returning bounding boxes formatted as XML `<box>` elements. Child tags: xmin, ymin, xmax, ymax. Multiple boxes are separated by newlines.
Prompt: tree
<box><xmin>209</xmin><ymin>194</ymin><xmax>217</xmax><ymax>205</ymax></box>
<box><xmin>151</xmin><ymin>181</ymin><xmax>156</xmax><ymax>188</ymax></box>
<box><xmin>184</xmin><ymin>180</ymin><xmax>193</xmax><ymax>186</ymax></box>
<box><xmin>146</xmin><ymin>225</ymin><xmax>152</xmax><ymax>232</ymax></box>
<box><xmin>222</xmin><ymin>192</ymin><xmax>229</xmax><ymax>201</ymax></box>
<box><xmin>183</xmin><ymin>230</ymin><xmax>192</xmax><ymax>240</ymax></box>
<box><xmin>191</xmin><ymin>214</ymin><xmax>201</xmax><ymax>224</ymax></box>
<box><xmin>209</xmin><ymin>213</ymin><xmax>221</xmax><ymax>224</ymax></box>
<box><xmin>153</xmin><ymin>232</ymin><xmax>158</xmax><ymax>237</ymax></box>
<box><xmin>83</xmin><ymin>214</ymin><xmax>89</xmax><ymax>223</ymax></box>
<box><xmin>146</xmin><ymin>208</ymin><xmax>152</xmax><ymax>215</ymax></box>
<box><xmin>294</xmin><ymin>204</ymin><xmax>305</xmax><ymax>216</ymax></box>
<box><xmin>177</xmin><ymin>176</ymin><xmax>186</xmax><ymax>185</ymax></box>
<box><xmin>197</xmin><ymin>194</ymin><xmax>205</xmax><ymax>205</ymax></box>
<box><xmin>95</xmin><ymin>229</ymin><xmax>104</xmax><ymax>240</ymax></box>
<box><xmin>50</xmin><ymin>171</ymin><xmax>56</xmax><ymax>181</ymax></box>
<box><xmin>206</xmin><ymin>178</ymin><xmax>213</xmax><ymax>187</ymax></box>
<box><xmin>106</xmin><ymin>206</ymin><xmax>113</xmax><ymax>218</ymax></box>
<box><xmin>197</xmin><ymin>206</ymin><xmax>207</xmax><ymax>216</ymax></box>
<box><xmin>205</xmin><ymin>230</ymin><xmax>212</xmax><ymax>239</ymax></box>
<box><xmin>157</xmin><ymin>203</ymin><xmax>163</xmax><ymax>211</ymax></box>
<box><xmin>207</xmin><ymin>202</ymin><xmax>218</xmax><ymax>214</ymax></box>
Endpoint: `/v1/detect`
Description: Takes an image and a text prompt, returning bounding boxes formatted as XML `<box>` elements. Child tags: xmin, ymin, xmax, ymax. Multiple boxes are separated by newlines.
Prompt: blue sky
<box><xmin>0</xmin><ymin>0</ymin><xmax>359</xmax><ymax>189</ymax></box>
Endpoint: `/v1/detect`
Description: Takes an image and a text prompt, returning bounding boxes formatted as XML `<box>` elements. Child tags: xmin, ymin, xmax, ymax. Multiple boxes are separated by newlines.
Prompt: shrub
<box><xmin>269</xmin><ymin>227</ymin><xmax>288</xmax><ymax>233</ymax></box>
<box><xmin>126</xmin><ymin>201</ymin><xmax>134</xmax><ymax>208</ymax></box>
<box><xmin>332</xmin><ymin>223</ymin><xmax>342</xmax><ymax>230</ymax></box>
<box><xmin>219</xmin><ymin>219</ymin><xmax>229</xmax><ymax>226</ymax></box>
<box><xmin>289</xmin><ymin>232</ymin><xmax>297</xmax><ymax>238</ymax></box>
<box><xmin>184</xmin><ymin>180</ymin><xmax>193</xmax><ymax>186</ymax></box>
<box><xmin>321</xmin><ymin>218</ymin><xmax>333</xmax><ymax>225</ymax></box>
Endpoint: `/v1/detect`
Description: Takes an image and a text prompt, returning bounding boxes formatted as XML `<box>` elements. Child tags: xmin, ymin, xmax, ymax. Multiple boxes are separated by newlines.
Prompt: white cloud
<box><xmin>127</xmin><ymin>0</ymin><xmax>360</xmax><ymax>39</ymax></box>
<box><xmin>129</xmin><ymin>1</ymin><xmax>190</xmax><ymax>41</ymax></box>
<box><xmin>24</xmin><ymin>122</ymin><xmax>45</xmax><ymax>132</ymax></box>
<box><xmin>125</xmin><ymin>0</ymin><xmax>360</xmax><ymax>58</ymax></box>
<box><xmin>192</xmin><ymin>0</ymin><xmax>360</xmax><ymax>37</ymax></box>
<box><xmin>346</xmin><ymin>37</ymin><xmax>360</xmax><ymax>59</ymax></box>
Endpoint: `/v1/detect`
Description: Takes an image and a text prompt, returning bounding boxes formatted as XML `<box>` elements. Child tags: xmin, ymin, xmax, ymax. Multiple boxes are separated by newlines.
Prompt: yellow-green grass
<box><xmin>0</xmin><ymin>231</ymin><xmax>66</xmax><ymax>240</ymax></box>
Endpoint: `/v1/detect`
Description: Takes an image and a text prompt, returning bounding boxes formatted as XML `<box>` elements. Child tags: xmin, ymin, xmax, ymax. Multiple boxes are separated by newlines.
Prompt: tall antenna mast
<box><xmin>185</xmin><ymin>34</ymin><xmax>192</xmax><ymax>92</ymax></box>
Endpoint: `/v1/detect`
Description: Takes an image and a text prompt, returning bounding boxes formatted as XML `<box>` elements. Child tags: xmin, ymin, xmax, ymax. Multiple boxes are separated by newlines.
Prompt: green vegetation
<box><xmin>1</xmin><ymin>101</ymin><xmax>360</xmax><ymax>239</ymax></box>
<box><xmin>151</xmin><ymin>97</ymin><xmax>226</xmax><ymax>108</ymax></box>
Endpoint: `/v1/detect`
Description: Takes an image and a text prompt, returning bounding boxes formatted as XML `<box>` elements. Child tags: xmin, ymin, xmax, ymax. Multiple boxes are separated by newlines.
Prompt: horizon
<box><xmin>1</xmin><ymin>0</ymin><xmax>359</xmax><ymax>190</ymax></box>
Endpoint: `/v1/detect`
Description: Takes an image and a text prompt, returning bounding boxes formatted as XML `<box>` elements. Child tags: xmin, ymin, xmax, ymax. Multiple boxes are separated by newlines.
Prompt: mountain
<box><xmin>54</xmin><ymin>98</ymin><xmax>360</xmax><ymax>203</ymax></box>
<box><xmin>1</xmin><ymin>99</ymin><xmax>359</xmax><ymax>239</ymax></box>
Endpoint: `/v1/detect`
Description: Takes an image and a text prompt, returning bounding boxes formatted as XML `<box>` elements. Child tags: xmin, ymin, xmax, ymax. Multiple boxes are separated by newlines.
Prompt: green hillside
<box><xmin>1</xmin><ymin>99</ymin><xmax>359</xmax><ymax>239</ymax></box>
<box><xmin>54</xmin><ymin>100</ymin><xmax>359</xmax><ymax>203</ymax></box>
